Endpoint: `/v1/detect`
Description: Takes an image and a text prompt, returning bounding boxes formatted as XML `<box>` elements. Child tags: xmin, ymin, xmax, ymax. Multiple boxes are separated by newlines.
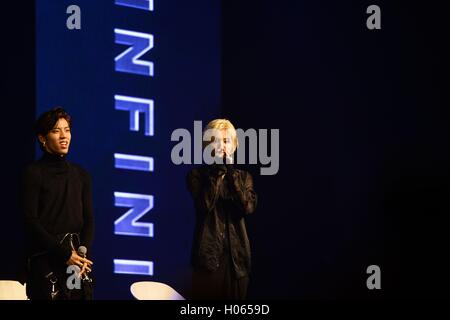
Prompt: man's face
<box><xmin>39</xmin><ymin>118</ymin><xmax>71</xmax><ymax>155</ymax></box>
<box><xmin>211</xmin><ymin>129</ymin><xmax>234</xmax><ymax>159</ymax></box>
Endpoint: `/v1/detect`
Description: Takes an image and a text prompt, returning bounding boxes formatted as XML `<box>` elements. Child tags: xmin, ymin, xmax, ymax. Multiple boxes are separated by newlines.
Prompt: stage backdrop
<box><xmin>36</xmin><ymin>0</ymin><xmax>221</xmax><ymax>299</ymax></box>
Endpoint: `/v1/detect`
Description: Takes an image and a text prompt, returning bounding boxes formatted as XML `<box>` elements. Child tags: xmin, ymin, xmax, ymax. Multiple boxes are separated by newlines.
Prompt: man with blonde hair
<box><xmin>187</xmin><ymin>118</ymin><xmax>257</xmax><ymax>299</ymax></box>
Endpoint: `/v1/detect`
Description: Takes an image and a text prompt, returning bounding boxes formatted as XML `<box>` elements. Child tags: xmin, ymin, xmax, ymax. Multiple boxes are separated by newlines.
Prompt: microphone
<box><xmin>77</xmin><ymin>246</ymin><xmax>92</xmax><ymax>282</ymax></box>
<box><xmin>77</xmin><ymin>245</ymin><xmax>87</xmax><ymax>258</ymax></box>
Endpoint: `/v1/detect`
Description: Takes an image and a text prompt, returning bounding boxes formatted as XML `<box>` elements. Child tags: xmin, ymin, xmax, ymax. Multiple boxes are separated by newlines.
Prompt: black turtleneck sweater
<box><xmin>22</xmin><ymin>152</ymin><xmax>94</xmax><ymax>263</ymax></box>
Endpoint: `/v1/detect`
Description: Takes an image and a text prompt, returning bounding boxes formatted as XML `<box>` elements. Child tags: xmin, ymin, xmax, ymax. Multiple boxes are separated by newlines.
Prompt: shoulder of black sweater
<box><xmin>67</xmin><ymin>162</ymin><xmax>93</xmax><ymax>189</ymax></box>
<box><xmin>22</xmin><ymin>161</ymin><xmax>43</xmax><ymax>181</ymax></box>
<box><xmin>23</xmin><ymin>152</ymin><xmax>65</xmax><ymax>174</ymax></box>
<box><xmin>23</xmin><ymin>161</ymin><xmax>41</xmax><ymax>172</ymax></box>
<box><xmin>23</xmin><ymin>154</ymin><xmax>92</xmax><ymax>179</ymax></box>
<box><xmin>68</xmin><ymin>161</ymin><xmax>91</xmax><ymax>177</ymax></box>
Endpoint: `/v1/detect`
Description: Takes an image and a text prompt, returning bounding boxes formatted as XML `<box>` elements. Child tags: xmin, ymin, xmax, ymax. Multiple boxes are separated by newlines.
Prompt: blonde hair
<box><xmin>203</xmin><ymin>119</ymin><xmax>239</xmax><ymax>153</ymax></box>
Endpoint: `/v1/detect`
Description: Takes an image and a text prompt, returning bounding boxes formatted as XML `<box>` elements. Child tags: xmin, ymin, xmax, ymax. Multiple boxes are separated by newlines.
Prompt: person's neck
<box><xmin>42</xmin><ymin>151</ymin><xmax>67</xmax><ymax>162</ymax></box>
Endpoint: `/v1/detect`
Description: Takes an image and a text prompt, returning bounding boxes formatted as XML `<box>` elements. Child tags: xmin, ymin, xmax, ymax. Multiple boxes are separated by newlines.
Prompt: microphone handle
<box><xmin>79</xmin><ymin>251</ymin><xmax>90</xmax><ymax>281</ymax></box>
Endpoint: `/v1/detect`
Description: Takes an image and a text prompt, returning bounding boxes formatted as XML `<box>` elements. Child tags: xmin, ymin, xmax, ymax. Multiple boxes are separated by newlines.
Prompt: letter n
<box><xmin>115</xmin><ymin>29</ymin><xmax>154</xmax><ymax>76</ymax></box>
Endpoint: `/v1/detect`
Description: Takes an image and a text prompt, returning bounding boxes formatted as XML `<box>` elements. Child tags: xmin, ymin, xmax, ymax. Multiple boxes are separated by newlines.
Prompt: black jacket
<box><xmin>187</xmin><ymin>164</ymin><xmax>257</xmax><ymax>278</ymax></box>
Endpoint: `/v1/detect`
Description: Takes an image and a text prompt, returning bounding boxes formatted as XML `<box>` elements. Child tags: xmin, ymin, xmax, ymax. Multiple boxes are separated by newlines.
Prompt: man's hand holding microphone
<box><xmin>66</xmin><ymin>246</ymin><xmax>93</xmax><ymax>279</ymax></box>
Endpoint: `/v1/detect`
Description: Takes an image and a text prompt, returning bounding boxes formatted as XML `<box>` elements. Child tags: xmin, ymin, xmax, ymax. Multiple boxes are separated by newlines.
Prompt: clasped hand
<box><xmin>66</xmin><ymin>251</ymin><xmax>93</xmax><ymax>278</ymax></box>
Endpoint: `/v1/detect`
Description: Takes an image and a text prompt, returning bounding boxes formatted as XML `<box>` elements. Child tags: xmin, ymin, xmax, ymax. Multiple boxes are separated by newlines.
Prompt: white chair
<box><xmin>130</xmin><ymin>281</ymin><xmax>185</xmax><ymax>300</ymax></box>
<box><xmin>0</xmin><ymin>280</ymin><xmax>28</xmax><ymax>300</ymax></box>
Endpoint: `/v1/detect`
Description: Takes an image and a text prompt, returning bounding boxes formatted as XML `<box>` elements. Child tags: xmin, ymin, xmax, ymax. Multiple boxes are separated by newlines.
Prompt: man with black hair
<box><xmin>22</xmin><ymin>107</ymin><xmax>94</xmax><ymax>300</ymax></box>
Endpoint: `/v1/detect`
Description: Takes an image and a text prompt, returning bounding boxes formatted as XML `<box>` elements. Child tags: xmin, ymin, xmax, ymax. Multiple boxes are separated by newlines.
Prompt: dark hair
<box><xmin>35</xmin><ymin>107</ymin><xmax>72</xmax><ymax>149</ymax></box>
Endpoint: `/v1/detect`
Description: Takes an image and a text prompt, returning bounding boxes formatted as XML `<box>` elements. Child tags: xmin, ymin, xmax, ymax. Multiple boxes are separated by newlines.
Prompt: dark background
<box><xmin>1</xmin><ymin>0</ymin><xmax>449</xmax><ymax>299</ymax></box>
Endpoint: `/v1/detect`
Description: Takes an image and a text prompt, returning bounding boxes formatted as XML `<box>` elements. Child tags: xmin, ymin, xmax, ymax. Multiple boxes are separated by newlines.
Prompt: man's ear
<box><xmin>38</xmin><ymin>134</ymin><xmax>46</xmax><ymax>144</ymax></box>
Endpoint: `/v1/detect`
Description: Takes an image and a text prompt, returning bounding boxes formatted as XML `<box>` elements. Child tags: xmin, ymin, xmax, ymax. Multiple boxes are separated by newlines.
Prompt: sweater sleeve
<box><xmin>22</xmin><ymin>166</ymin><xmax>72</xmax><ymax>262</ymax></box>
